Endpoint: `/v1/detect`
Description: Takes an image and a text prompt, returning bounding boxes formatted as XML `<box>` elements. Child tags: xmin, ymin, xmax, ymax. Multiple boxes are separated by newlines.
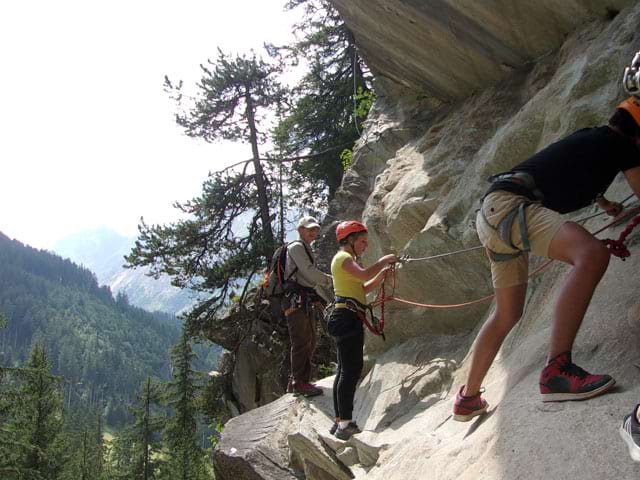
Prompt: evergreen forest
<box><xmin>0</xmin><ymin>232</ymin><xmax>220</xmax><ymax>479</ymax></box>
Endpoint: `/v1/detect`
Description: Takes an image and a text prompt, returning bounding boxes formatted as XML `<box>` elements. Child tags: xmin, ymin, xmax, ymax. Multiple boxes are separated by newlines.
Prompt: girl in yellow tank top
<box><xmin>328</xmin><ymin>220</ymin><xmax>397</xmax><ymax>440</ymax></box>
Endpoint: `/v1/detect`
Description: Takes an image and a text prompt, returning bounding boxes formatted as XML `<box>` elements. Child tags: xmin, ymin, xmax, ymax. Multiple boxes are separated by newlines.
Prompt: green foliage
<box><xmin>354</xmin><ymin>86</ymin><xmax>374</xmax><ymax>119</ymax></box>
<box><xmin>59</xmin><ymin>409</ymin><xmax>106</xmax><ymax>480</ymax></box>
<box><xmin>165</xmin><ymin>49</ymin><xmax>285</xmax><ymax>144</ymax></box>
<box><xmin>339</xmin><ymin>148</ymin><xmax>353</xmax><ymax>170</ymax></box>
<box><xmin>165</xmin><ymin>49</ymin><xmax>287</xmax><ymax>250</ymax></box>
<box><xmin>316</xmin><ymin>362</ymin><xmax>335</xmax><ymax>378</ymax></box>
<box><xmin>126</xmin><ymin>170</ymin><xmax>271</xmax><ymax>335</ymax></box>
<box><xmin>208</xmin><ymin>421</ymin><xmax>223</xmax><ymax>451</ymax></box>
<box><xmin>269</xmin><ymin>0</ymin><xmax>373</xmax><ymax>209</ymax></box>
<box><xmin>199</xmin><ymin>373</ymin><xmax>228</xmax><ymax>430</ymax></box>
<box><xmin>108</xmin><ymin>378</ymin><xmax>166</xmax><ymax>480</ymax></box>
<box><xmin>162</xmin><ymin>331</ymin><xmax>209</xmax><ymax>480</ymax></box>
<box><xmin>131</xmin><ymin>51</ymin><xmax>292</xmax><ymax>333</ymax></box>
<box><xmin>0</xmin><ymin>343</ymin><xmax>66</xmax><ymax>480</ymax></box>
<box><xmin>0</xmin><ymin>232</ymin><xmax>181</xmax><ymax>428</ymax></box>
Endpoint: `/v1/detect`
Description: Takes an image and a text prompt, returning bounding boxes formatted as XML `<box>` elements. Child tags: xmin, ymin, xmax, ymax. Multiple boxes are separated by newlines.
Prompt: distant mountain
<box><xmin>53</xmin><ymin>228</ymin><xmax>197</xmax><ymax>315</ymax></box>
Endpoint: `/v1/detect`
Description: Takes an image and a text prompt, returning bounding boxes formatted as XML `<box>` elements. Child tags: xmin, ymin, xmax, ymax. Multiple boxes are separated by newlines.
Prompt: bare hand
<box><xmin>381</xmin><ymin>254</ymin><xmax>398</xmax><ymax>265</ymax></box>
<box><xmin>605</xmin><ymin>202</ymin><xmax>623</xmax><ymax>217</ymax></box>
<box><xmin>596</xmin><ymin>196</ymin><xmax>623</xmax><ymax>217</ymax></box>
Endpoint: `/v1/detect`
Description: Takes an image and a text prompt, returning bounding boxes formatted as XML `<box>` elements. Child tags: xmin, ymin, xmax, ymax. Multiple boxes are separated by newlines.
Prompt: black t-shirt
<box><xmin>491</xmin><ymin>126</ymin><xmax>640</xmax><ymax>213</ymax></box>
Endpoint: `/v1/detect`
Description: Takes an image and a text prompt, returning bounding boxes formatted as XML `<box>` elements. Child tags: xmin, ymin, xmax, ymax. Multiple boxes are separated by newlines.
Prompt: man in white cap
<box><xmin>283</xmin><ymin>215</ymin><xmax>333</xmax><ymax>396</ymax></box>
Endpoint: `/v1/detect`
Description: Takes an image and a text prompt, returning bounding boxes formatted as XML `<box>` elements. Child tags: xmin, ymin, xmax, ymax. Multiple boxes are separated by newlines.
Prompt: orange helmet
<box><xmin>336</xmin><ymin>220</ymin><xmax>368</xmax><ymax>242</ymax></box>
<box><xmin>618</xmin><ymin>97</ymin><xmax>640</xmax><ymax>127</ymax></box>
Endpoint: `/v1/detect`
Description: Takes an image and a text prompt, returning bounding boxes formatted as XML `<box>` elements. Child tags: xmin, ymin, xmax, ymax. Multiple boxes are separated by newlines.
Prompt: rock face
<box><xmin>330</xmin><ymin>0</ymin><xmax>633</xmax><ymax>103</ymax></box>
<box><xmin>203</xmin><ymin>291</ymin><xmax>334</xmax><ymax>414</ymax></box>
<box><xmin>214</xmin><ymin>2</ymin><xmax>640</xmax><ymax>479</ymax></box>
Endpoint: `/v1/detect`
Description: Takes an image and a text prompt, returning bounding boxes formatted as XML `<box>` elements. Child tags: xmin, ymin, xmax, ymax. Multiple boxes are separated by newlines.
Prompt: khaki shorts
<box><xmin>476</xmin><ymin>191</ymin><xmax>566</xmax><ymax>288</ymax></box>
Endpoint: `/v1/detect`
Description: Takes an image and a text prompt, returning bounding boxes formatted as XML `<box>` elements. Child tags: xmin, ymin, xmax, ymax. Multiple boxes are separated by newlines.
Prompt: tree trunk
<box><xmin>143</xmin><ymin>378</ymin><xmax>151</xmax><ymax>480</ymax></box>
<box><xmin>279</xmin><ymin>162</ymin><xmax>285</xmax><ymax>245</ymax></box>
<box><xmin>245</xmin><ymin>92</ymin><xmax>275</xmax><ymax>252</ymax></box>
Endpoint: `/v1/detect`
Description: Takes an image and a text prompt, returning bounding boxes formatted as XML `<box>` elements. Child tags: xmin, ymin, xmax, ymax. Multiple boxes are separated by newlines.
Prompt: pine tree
<box><xmin>60</xmin><ymin>409</ymin><xmax>105</xmax><ymax>480</ymax></box>
<box><xmin>270</xmin><ymin>0</ymin><xmax>373</xmax><ymax>210</ymax></box>
<box><xmin>163</xmin><ymin>331</ymin><xmax>208</xmax><ymax>480</ymax></box>
<box><xmin>127</xmin><ymin>51</ymin><xmax>286</xmax><ymax>334</ymax></box>
<box><xmin>0</xmin><ymin>343</ymin><xmax>66</xmax><ymax>480</ymax></box>
<box><xmin>166</xmin><ymin>49</ymin><xmax>286</xmax><ymax>251</ymax></box>
<box><xmin>108</xmin><ymin>377</ymin><xmax>165</xmax><ymax>480</ymax></box>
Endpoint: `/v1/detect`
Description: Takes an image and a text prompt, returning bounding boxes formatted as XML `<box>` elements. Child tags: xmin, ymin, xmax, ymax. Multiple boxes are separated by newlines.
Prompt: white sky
<box><xmin>0</xmin><ymin>0</ymin><xmax>299</xmax><ymax>250</ymax></box>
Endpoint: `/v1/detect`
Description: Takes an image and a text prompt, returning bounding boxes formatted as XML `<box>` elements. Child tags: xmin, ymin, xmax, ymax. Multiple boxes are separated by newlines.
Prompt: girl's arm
<box><xmin>341</xmin><ymin>254</ymin><xmax>397</xmax><ymax>282</ymax></box>
<box><xmin>363</xmin><ymin>266</ymin><xmax>390</xmax><ymax>294</ymax></box>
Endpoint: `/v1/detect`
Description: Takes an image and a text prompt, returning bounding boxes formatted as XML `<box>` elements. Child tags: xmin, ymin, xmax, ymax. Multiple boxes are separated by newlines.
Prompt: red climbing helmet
<box><xmin>336</xmin><ymin>220</ymin><xmax>368</xmax><ymax>242</ymax></box>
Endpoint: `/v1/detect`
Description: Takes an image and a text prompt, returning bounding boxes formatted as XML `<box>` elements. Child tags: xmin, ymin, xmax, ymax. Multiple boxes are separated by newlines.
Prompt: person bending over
<box><xmin>454</xmin><ymin>97</ymin><xmax>640</xmax><ymax>421</ymax></box>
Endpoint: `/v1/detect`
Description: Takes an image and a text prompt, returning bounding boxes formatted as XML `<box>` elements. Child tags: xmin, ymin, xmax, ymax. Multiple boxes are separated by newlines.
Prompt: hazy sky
<box><xmin>0</xmin><ymin>0</ymin><xmax>299</xmax><ymax>250</ymax></box>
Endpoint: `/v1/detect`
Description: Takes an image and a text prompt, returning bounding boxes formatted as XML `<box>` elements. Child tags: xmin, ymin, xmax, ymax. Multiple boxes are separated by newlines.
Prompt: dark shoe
<box><xmin>334</xmin><ymin>422</ymin><xmax>360</xmax><ymax>440</ymax></box>
<box><xmin>453</xmin><ymin>385</ymin><xmax>488</xmax><ymax>422</ymax></box>
<box><xmin>293</xmin><ymin>382</ymin><xmax>323</xmax><ymax>397</ymax></box>
<box><xmin>286</xmin><ymin>378</ymin><xmax>294</xmax><ymax>394</ymax></box>
<box><xmin>329</xmin><ymin>422</ymin><xmax>338</xmax><ymax>435</ymax></box>
<box><xmin>620</xmin><ymin>404</ymin><xmax>640</xmax><ymax>462</ymax></box>
<box><xmin>539</xmin><ymin>352</ymin><xmax>615</xmax><ymax>402</ymax></box>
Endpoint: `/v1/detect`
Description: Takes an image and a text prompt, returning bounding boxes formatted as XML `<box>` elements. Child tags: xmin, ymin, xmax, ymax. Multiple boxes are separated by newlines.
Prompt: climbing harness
<box><xmin>334</xmin><ymin>296</ymin><xmax>385</xmax><ymax>341</ymax></box>
<box><xmin>329</xmin><ymin>264</ymin><xmax>397</xmax><ymax>341</ymax></box>
<box><xmin>480</xmin><ymin>200</ymin><xmax>533</xmax><ymax>262</ymax></box>
<box><xmin>485</xmin><ymin>171</ymin><xmax>545</xmax><ymax>202</ymax></box>
<box><xmin>478</xmin><ymin>171</ymin><xmax>544</xmax><ymax>262</ymax></box>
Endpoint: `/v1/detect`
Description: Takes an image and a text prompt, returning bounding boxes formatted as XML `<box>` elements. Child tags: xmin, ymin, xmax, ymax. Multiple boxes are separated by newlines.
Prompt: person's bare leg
<box><xmin>546</xmin><ymin>222</ymin><xmax>610</xmax><ymax>361</ymax></box>
<box><xmin>464</xmin><ymin>283</ymin><xmax>527</xmax><ymax>396</ymax></box>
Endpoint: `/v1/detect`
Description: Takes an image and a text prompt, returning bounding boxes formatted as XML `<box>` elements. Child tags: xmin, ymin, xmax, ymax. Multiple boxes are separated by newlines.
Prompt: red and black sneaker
<box><xmin>453</xmin><ymin>385</ymin><xmax>488</xmax><ymax>422</ymax></box>
<box><xmin>539</xmin><ymin>352</ymin><xmax>615</xmax><ymax>402</ymax></box>
<box><xmin>293</xmin><ymin>382</ymin><xmax>323</xmax><ymax>397</ymax></box>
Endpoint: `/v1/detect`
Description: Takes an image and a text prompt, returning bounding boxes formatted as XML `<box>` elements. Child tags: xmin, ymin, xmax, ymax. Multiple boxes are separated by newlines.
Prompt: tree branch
<box><xmin>219</xmin><ymin>142</ymin><xmax>352</xmax><ymax>173</ymax></box>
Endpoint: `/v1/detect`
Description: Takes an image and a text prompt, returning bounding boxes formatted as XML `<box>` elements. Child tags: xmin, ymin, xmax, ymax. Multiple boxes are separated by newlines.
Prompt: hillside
<box><xmin>0</xmin><ymin>231</ymin><xmax>182</xmax><ymax>425</ymax></box>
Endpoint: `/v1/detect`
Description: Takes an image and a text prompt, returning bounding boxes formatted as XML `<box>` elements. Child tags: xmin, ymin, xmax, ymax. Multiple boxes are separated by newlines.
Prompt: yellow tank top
<box><xmin>331</xmin><ymin>250</ymin><xmax>366</xmax><ymax>305</ymax></box>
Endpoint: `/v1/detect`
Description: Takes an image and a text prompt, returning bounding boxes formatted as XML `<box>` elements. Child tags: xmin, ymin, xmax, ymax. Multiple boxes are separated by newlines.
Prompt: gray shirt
<box><xmin>284</xmin><ymin>240</ymin><xmax>332</xmax><ymax>289</ymax></box>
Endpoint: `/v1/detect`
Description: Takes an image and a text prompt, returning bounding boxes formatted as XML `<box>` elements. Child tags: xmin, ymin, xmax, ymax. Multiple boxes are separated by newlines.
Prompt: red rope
<box><xmin>379</xmin><ymin>280</ymin><xmax>385</xmax><ymax>334</ymax></box>
<box><xmin>603</xmin><ymin>213</ymin><xmax>640</xmax><ymax>260</ymax></box>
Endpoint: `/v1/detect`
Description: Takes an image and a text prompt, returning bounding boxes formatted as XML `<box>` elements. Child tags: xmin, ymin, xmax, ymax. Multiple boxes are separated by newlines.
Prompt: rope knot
<box><xmin>603</xmin><ymin>239</ymin><xmax>630</xmax><ymax>260</ymax></box>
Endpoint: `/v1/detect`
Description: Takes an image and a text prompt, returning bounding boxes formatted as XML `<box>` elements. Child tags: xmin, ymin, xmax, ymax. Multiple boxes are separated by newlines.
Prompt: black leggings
<box><xmin>332</xmin><ymin>328</ymin><xmax>364</xmax><ymax>421</ymax></box>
